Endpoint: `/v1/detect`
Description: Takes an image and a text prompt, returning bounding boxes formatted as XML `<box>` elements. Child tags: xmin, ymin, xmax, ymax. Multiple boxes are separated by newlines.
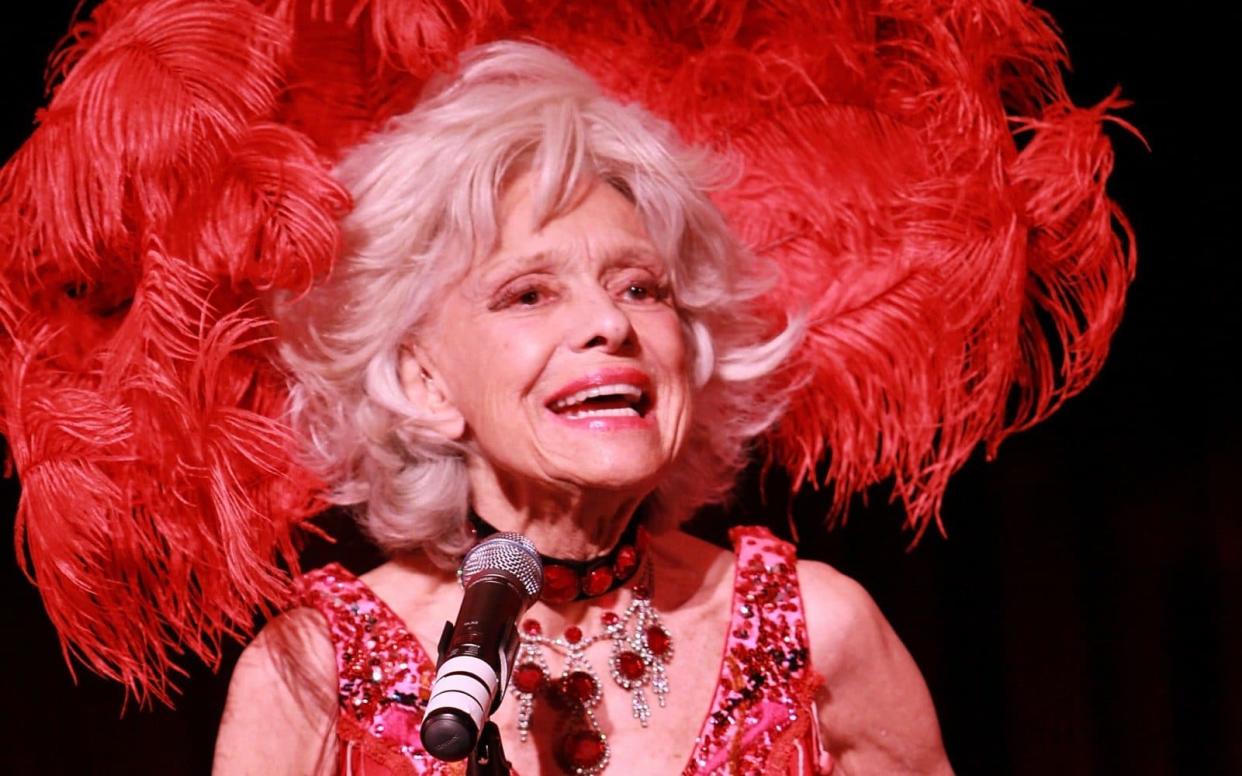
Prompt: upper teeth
<box><xmin>550</xmin><ymin>383</ymin><xmax>644</xmax><ymax>411</ymax></box>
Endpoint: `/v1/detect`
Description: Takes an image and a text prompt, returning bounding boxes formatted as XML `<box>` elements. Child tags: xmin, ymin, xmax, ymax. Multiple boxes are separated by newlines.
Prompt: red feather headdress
<box><xmin>0</xmin><ymin>0</ymin><xmax>1135</xmax><ymax>701</ymax></box>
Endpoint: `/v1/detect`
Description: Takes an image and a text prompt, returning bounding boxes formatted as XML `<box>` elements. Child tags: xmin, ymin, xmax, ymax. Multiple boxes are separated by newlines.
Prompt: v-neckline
<box><xmin>319</xmin><ymin>550</ymin><xmax>742</xmax><ymax>775</ymax></box>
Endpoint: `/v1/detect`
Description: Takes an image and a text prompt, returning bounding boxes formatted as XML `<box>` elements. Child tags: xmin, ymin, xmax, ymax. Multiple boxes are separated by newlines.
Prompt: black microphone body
<box><xmin>421</xmin><ymin>533</ymin><xmax>542</xmax><ymax>762</ymax></box>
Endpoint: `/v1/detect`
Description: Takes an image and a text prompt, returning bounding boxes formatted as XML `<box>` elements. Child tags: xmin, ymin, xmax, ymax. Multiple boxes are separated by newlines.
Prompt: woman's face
<box><xmin>409</xmin><ymin>173</ymin><xmax>692</xmax><ymax>499</ymax></box>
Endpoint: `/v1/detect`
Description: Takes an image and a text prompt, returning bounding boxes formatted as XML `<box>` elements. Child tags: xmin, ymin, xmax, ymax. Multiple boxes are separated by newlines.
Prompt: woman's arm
<box><xmin>213</xmin><ymin>607</ymin><xmax>339</xmax><ymax>775</ymax></box>
<box><xmin>798</xmin><ymin>559</ymin><xmax>953</xmax><ymax>775</ymax></box>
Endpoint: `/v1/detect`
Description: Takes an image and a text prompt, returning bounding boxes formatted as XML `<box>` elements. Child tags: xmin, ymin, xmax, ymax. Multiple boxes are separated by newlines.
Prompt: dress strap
<box><xmin>296</xmin><ymin>564</ymin><xmax>451</xmax><ymax>775</ymax></box>
<box><xmin>684</xmin><ymin>526</ymin><xmax>823</xmax><ymax>775</ymax></box>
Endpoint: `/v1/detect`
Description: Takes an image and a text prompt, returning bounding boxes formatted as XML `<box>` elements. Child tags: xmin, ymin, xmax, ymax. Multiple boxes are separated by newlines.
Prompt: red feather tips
<box><xmin>1</xmin><ymin>0</ymin><xmax>291</xmax><ymax>274</ymax></box>
<box><xmin>694</xmin><ymin>1</ymin><xmax>1136</xmax><ymax>538</ymax></box>
<box><xmin>1002</xmin><ymin>90</ymin><xmax>1139</xmax><ymax>436</ymax></box>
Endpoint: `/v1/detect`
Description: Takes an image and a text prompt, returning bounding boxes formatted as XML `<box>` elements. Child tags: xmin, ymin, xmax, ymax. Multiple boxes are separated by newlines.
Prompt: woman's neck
<box><xmin>467</xmin><ymin>459</ymin><xmax>645</xmax><ymax>560</ymax></box>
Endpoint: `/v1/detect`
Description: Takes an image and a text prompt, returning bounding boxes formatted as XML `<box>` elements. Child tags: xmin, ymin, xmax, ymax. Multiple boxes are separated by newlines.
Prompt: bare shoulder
<box><xmin>213</xmin><ymin>607</ymin><xmax>339</xmax><ymax>775</ymax></box>
<box><xmin>795</xmin><ymin>559</ymin><xmax>908</xmax><ymax>681</ymax></box>
<box><xmin>795</xmin><ymin>559</ymin><xmax>953</xmax><ymax>775</ymax></box>
<box><xmin>794</xmin><ymin>559</ymin><xmax>878</xmax><ymax>673</ymax></box>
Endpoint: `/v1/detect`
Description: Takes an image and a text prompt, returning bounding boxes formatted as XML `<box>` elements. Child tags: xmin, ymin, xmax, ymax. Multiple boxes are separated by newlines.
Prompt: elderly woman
<box><xmin>213</xmin><ymin>42</ymin><xmax>950</xmax><ymax>775</ymax></box>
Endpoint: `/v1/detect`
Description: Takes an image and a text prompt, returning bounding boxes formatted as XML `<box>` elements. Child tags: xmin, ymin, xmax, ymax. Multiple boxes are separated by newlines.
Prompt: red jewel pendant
<box><xmin>615</xmin><ymin>650</ymin><xmax>646</xmax><ymax>681</ymax></box>
<box><xmin>557</xmin><ymin>729</ymin><xmax>609</xmax><ymax>772</ymax></box>
<box><xmin>513</xmin><ymin>662</ymin><xmax>545</xmax><ymax>693</ymax></box>
<box><xmin>645</xmin><ymin>626</ymin><xmax>671</xmax><ymax>657</ymax></box>
<box><xmin>563</xmin><ymin>670</ymin><xmax>600</xmax><ymax>705</ymax></box>
<box><xmin>547</xmin><ymin>669</ymin><xmax>601</xmax><ymax>713</ymax></box>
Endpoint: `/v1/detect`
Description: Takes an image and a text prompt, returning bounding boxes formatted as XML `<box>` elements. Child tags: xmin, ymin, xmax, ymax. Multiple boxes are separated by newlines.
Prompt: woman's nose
<box><xmin>570</xmin><ymin>287</ymin><xmax>634</xmax><ymax>353</ymax></box>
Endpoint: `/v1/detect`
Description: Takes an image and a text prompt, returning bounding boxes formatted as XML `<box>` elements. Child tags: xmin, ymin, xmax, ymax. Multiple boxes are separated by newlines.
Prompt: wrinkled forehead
<box><xmin>467</xmin><ymin>172</ymin><xmax>666</xmax><ymax>273</ymax></box>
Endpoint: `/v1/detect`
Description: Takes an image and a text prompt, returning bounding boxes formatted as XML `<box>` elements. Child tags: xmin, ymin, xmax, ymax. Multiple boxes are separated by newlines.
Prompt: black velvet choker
<box><xmin>467</xmin><ymin>509</ymin><xmax>648</xmax><ymax>604</ymax></box>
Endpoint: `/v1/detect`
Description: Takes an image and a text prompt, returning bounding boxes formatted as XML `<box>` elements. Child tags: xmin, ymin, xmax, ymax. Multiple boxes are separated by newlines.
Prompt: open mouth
<box><xmin>547</xmin><ymin>383</ymin><xmax>651</xmax><ymax>420</ymax></box>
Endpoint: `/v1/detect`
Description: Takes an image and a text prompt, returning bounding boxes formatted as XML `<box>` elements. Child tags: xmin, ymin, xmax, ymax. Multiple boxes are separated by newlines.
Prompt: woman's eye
<box><xmin>622</xmin><ymin>279</ymin><xmax>667</xmax><ymax>303</ymax></box>
<box><xmin>625</xmin><ymin>284</ymin><xmax>651</xmax><ymax>301</ymax></box>
<box><xmin>490</xmin><ymin>285</ymin><xmax>547</xmax><ymax>311</ymax></box>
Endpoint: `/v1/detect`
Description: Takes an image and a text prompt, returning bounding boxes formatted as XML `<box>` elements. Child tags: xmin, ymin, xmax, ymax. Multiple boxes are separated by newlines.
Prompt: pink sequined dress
<box><xmin>295</xmin><ymin>526</ymin><xmax>831</xmax><ymax>775</ymax></box>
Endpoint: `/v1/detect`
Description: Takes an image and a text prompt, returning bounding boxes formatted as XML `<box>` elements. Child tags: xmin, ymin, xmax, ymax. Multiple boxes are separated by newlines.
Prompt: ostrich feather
<box><xmin>0</xmin><ymin>0</ymin><xmax>1136</xmax><ymax>698</ymax></box>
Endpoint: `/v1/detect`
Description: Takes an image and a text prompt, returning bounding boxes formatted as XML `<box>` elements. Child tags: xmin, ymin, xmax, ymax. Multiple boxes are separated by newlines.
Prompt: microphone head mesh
<box><xmin>460</xmin><ymin>532</ymin><xmax>543</xmax><ymax>601</ymax></box>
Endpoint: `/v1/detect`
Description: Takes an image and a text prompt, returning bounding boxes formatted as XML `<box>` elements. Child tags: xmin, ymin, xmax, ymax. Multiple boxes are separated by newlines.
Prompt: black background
<box><xmin>2</xmin><ymin>3</ymin><xmax>1237</xmax><ymax>774</ymax></box>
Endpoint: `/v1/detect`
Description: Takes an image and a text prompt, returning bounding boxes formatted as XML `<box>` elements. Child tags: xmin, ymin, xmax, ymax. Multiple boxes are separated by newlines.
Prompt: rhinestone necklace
<box><xmin>509</xmin><ymin>562</ymin><xmax>674</xmax><ymax>775</ymax></box>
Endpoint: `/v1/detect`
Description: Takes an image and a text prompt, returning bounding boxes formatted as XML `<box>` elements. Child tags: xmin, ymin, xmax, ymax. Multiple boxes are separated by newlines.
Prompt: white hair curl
<box><xmin>275</xmin><ymin>41</ymin><xmax>801</xmax><ymax>564</ymax></box>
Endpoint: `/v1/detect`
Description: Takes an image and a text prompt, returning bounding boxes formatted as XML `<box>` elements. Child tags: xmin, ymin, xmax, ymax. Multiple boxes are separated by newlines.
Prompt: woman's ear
<box><xmin>398</xmin><ymin>344</ymin><xmax>466</xmax><ymax>440</ymax></box>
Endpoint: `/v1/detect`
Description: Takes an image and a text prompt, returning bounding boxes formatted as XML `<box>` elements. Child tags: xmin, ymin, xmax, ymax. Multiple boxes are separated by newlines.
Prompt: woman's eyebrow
<box><xmin>597</xmin><ymin>245</ymin><xmax>667</xmax><ymax>269</ymax></box>
<box><xmin>475</xmin><ymin>249</ymin><xmax>557</xmax><ymax>284</ymax></box>
<box><xmin>488</xmin><ymin>244</ymin><xmax>664</xmax><ymax>275</ymax></box>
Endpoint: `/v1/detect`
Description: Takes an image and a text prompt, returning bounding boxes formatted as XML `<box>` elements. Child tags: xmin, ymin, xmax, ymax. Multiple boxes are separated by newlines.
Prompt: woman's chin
<box><xmin>536</xmin><ymin>448</ymin><xmax>671</xmax><ymax>494</ymax></box>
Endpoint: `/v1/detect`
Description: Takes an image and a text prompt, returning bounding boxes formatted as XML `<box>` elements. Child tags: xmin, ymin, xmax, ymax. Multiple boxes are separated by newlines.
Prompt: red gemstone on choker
<box><xmin>632</xmin><ymin>584</ymin><xmax>650</xmax><ymax>600</ymax></box>
<box><xmin>521</xmin><ymin>619</ymin><xmax>542</xmax><ymax>635</ymax></box>
<box><xmin>564</xmin><ymin>625</ymin><xmax>583</xmax><ymax>644</ymax></box>
<box><xmin>542</xmin><ymin>565</ymin><xmax>579</xmax><ymax>604</ymax></box>
<box><xmin>645</xmin><ymin>626</ymin><xmax>671</xmax><ymax>657</ymax></box>
<box><xmin>617</xmin><ymin>651</ymin><xmax>645</xmax><ymax>680</ymax></box>
<box><xmin>559</xmin><ymin>730</ymin><xmax>607</xmax><ymax>770</ymax></box>
<box><xmin>513</xmin><ymin>663</ymin><xmax>545</xmax><ymax>693</ymax></box>
<box><xmin>601</xmin><ymin>611</ymin><xmax>620</xmax><ymax>627</ymax></box>
<box><xmin>613</xmin><ymin>545</ymin><xmax>638</xmax><ymax>579</ymax></box>
<box><xmin>582</xmin><ymin>566</ymin><xmax>614</xmax><ymax>597</ymax></box>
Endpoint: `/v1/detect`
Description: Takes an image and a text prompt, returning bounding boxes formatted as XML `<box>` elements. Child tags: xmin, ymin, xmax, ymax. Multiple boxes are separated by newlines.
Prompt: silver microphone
<box><xmin>421</xmin><ymin>532</ymin><xmax>543</xmax><ymax>761</ymax></box>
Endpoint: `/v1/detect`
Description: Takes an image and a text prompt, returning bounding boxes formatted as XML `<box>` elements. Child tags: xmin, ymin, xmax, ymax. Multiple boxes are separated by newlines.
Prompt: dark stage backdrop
<box><xmin>2</xmin><ymin>3</ymin><xmax>1236</xmax><ymax>775</ymax></box>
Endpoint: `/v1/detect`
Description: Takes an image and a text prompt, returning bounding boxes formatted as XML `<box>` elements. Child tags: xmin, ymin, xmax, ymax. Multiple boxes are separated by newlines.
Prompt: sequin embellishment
<box><xmin>683</xmin><ymin>527</ymin><xmax>822</xmax><ymax>775</ymax></box>
<box><xmin>296</xmin><ymin>564</ymin><xmax>456</xmax><ymax>775</ymax></box>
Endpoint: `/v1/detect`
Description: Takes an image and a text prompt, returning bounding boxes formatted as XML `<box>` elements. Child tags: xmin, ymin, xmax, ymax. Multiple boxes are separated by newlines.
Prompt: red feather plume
<box><xmin>0</xmin><ymin>0</ymin><xmax>1135</xmax><ymax>699</ymax></box>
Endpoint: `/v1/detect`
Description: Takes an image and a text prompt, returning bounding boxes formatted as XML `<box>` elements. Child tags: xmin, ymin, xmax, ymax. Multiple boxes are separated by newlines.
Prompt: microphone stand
<box><xmin>467</xmin><ymin>721</ymin><xmax>511</xmax><ymax>776</ymax></box>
